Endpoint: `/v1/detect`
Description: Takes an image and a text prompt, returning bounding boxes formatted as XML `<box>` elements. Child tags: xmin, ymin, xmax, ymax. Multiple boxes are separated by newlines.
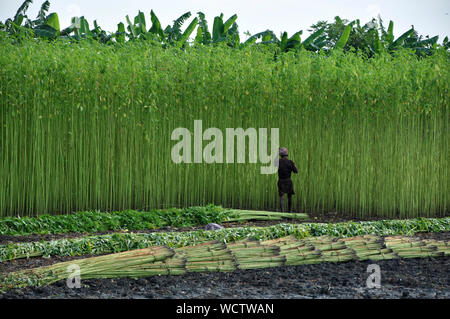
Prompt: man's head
<box><xmin>279</xmin><ymin>147</ymin><xmax>288</xmax><ymax>157</ymax></box>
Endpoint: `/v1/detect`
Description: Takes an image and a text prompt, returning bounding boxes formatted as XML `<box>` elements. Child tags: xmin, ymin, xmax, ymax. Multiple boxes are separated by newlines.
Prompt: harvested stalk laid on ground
<box><xmin>1</xmin><ymin>234</ymin><xmax>449</xmax><ymax>291</ymax></box>
<box><xmin>225</xmin><ymin>210</ymin><xmax>309</xmax><ymax>222</ymax></box>
<box><xmin>0</xmin><ymin>206</ymin><xmax>309</xmax><ymax>236</ymax></box>
<box><xmin>2</xmin><ymin>218</ymin><xmax>449</xmax><ymax>262</ymax></box>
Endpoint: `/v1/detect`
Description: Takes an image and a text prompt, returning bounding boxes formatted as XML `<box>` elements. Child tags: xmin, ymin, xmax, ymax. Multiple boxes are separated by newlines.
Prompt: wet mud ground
<box><xmin>1</xmin><ymin>216</ymin><xmax>449</xmax><ymax>299</ymax></box>
<box><xmin>1</xmin><ymin>256</ymin><xmax>449</xmax><ymax>299</ymax></box>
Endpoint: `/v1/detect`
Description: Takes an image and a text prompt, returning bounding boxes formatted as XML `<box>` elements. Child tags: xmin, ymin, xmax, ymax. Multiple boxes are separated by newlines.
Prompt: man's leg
<box><xmin>280</xmin><ymin>194</ymin><xmax>285</xmax><ymax>212</ymax></box>
<box><xmin>287</xmin><ymin>194</ymin><xmax>292</xmax><ymax>212</ymax></box>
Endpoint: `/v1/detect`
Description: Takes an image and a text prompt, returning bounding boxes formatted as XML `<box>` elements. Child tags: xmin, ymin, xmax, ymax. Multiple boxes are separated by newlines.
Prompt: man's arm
<box><xmin>291</xmin><ymin>161</ymin><xmax>298</xmax><ymax>174</ymax></box>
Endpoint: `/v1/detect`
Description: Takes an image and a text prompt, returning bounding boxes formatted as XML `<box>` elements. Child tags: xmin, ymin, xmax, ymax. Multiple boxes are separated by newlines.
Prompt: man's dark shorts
<box><xmin>278</xmin><ymin>178</ymin><xmax>295</xmax><ymax>196</ymax></box>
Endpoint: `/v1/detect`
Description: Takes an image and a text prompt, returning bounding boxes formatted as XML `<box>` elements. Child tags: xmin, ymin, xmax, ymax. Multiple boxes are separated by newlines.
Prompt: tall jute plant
<box><xmin>0</xmin><ymin>39</ymin><xmax>448</xmax><ymax>217</ymax></box>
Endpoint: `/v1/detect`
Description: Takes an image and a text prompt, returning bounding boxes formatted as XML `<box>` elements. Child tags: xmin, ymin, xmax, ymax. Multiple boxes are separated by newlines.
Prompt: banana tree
<box><xmin>244</xmin><ymin>27</ymin><xmax>326</xmax><ymax>52</ymax></box>
<box><xmin>125</xmin><ymin>11</ymin><xmax>145</xmax><ymax>40</ymax></box>
<box><xmin>60</xmin><ymin>16</ymin><xmax>112</xmax><ymax>43</ymax></box>
<box><xmin>243</xmin><ymin>30</ymin><xmax>277</xmax><ymax>46</ymax></box>
<box><xmin>194</xmin><ymin>12</ymin><xmax>211</xmax><ymax>45</ymax></box>
<box><xmin>389</xmin><ymin>27</ymin><xmax>415</xmax><ymax>50</ymax></box>
<box><xmin>146</xmin><ymin>10</ymin><xmax>198</xmax><ymax>47</ymax></box>
<box><xmin>33</xmin><ymin>12</ymin><xmax>59</xmax><ymax>38</ymax></box>
<box><xmin>443</xmin><ymin>36</ymin><xmax>450</xmax><ymax>50</ymax></box>
<box><xmin>90</xmin><ymin>20</ymin><xmax>113</xmax><ymax>43</ymax></box>
<box><xmin>164</xmin><ymin>12</ymin><xmax>190</xmax><ymax>43</ymax></box>
<box><xmin>147</xmin><ymin>10</ymin><xmax>164</xmax><ymax>42</ymax></box>
<box><xmin>302</xmin><ymin>27</ymin><xmax>327</xmax><ymax>51</ymax></box>
<box><xmin>194</xmin><ymin>13</ymin><xmax>240</xmax><ymax>47</ymax></box>
<box><xmin>164</xmin><ymin>12</ymin><xmax>198</xmax><ymax>47</ymax></box>
<box><xmin>377</xmin><ymin>19</ymin><xmax>416</xmax><ymax>51</ymax></box>
<box><xmin>344</xmin><ymin>17</ymin><xmax>428</xmax><ymax>56</ymax></box>
<box><xmin>2</xmin><ymin>0</ymin><xmax>446</xmax><ymax>55</ymax></box>
<box><xmin>334</xmin><ymin>22</ymin><xmax>353</xmax><ymax>50</ymax></box>
<box><xmin>2</xmin><ymin>0</ymin><xmax>34</xmax><ymax>33</ymax></box>
<box><xmin>212</xmin><ymin>13</ymin><xmax>237</xmax><ymax>42</ymax></box>
<box><xmin>404</xmin><ymin>33</ymin><xmax>439</xmax><ymax>56</ymax></box>
<box><xmin>2</xmin><ymin>0</ymin><xmax>60</xmax><ymax>39</ymax></box>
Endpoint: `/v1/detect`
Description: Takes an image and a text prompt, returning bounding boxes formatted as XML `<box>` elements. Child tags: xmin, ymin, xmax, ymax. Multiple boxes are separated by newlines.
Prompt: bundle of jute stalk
<box><xmin>175</xmin><ymin>241</ymin><xmax>236</xmax><ymax>272</ymax></box>
<box><xmin>227</xmin><ymin>239</ymin><xmax>284</xmax><ymax>270</ymax></box>
<box><xmin>276</xmin><ymin>237</ymin><xmax>323</xmax><ymax>266</ymax></box>
<box><xmin>385</xmin><ymin>236</ymin><xmax>449</xmax><ymax>258</ymax></box>
<box><xmin>0</xmin><ymin>246</ymin><xmax>175</xmax><ymax>289</ymax></box>
<box><xmin>1</xmin><ymin>234</ymin><xmax>449</xmax><ymax>291</ymax></box>
<box><xmin>340</xmin><ymin>235</ymin><xmax>395</xmax><ymax>260</ymax></box>
<box><xmin>226</xmin><ymin>210</ymin><xmax>309</xmax><ymax>222</ymax></box>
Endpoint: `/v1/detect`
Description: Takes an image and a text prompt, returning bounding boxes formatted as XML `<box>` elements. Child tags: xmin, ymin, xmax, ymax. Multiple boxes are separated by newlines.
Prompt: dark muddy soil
<box><xmin>1</xmin><ymin>256</ymin><xmax>449</xmax><ymax>299</ymax></box>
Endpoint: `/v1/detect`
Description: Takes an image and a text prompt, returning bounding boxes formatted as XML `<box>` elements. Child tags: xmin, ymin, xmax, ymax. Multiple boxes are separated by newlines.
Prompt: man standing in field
<box><xmin>277</xmin><ymin>148</ymin><xmax>298</xmax><ymax>212</ymax></box>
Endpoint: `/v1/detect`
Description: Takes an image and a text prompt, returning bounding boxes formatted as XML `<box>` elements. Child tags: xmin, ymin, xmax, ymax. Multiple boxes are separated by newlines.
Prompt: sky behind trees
<box><xmin>1</xmin><ymin>0</ymin><xmax>449</xmax><ymax>40</ymax></box>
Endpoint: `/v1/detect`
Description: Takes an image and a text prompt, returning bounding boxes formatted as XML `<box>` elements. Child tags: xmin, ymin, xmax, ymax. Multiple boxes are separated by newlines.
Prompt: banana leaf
<box><xmin>149</xmin><ymin>10</ymin><xmax>165</xmax><ymax>41</ymax></box>
<box><xmin>115</xmin><ymin>22</ymin><xmax>126</xmax><ymax>43</ymax></box>
<box><xmin>134</xmin><ymin>11</ymin><xmax>147</xmax><ymax>35</ymax></box>
<box><xmin>33</xmin><ymin>24</ymin><xmax>57</xmax><ymax>38</ymax></box>
<box><xmin>223</xmin><ymin>14</ymin><xmax>237</xmax><ymax>33</ymax></box>
<box><xmin>126</xmin><ymin>15</ymin><xmax>137</xmax><ymax>39</ymax></box>
<box><xmin>389</xmin><ymin>28</ymin><xmax>415</xmax><ymax>49</ymax></box>
<box><xmin>212</xmin><ymin>15</ymin><xmax>224</xmax><ymax>42</ymax></box>
<box><xmin>176</xmin><ymin>17</ymin><xmax>198</xmax><ymax>48</ymax></box>
<box><xmin>334</xmin><ymin>24</ymin><xmax>352</xmax><ymax>50</ymax></box>
<box><xmin>302</xmin><ymin>27</ymin><xmax>325</xmax><ymax>48</ymax></box>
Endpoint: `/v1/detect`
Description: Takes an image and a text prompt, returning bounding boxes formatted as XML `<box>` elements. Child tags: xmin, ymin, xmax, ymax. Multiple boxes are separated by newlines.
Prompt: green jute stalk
<box><xmin>358</xmin><ymin>253</ymin><xmax>399</xmax><ymax>261</ymax></box>
<box><xmin>285</xmin><ymin>257</ymin><xmax>323</xmax><ymax>266</ymax></box>
<box><xmin>237</xmin><ymin>256</ymin><xmax>286</xmax><ymax>263</ymax></box>
<box><xmin>226</xmin><ymin>242</ymin><xmax>262</xmax><ymax>249</ymax></box>
<box><xmin>315</xmin><ymin>242</ymin><xmax>347</xmax><ymax>251</ymax></box>
<box><xmin>303</xmin><ymin>236</ymin><xmax>336</xmax><ymax>244</ymax></box>
<box><xmin>232</xmin><ymin>252</ymin><xmax>279</xmax><ymax>259</ymax></box>
<box><xmin>393</xmin><ymin>246</ymin><xmax>438</xmax><ymax>253</ymax></box>
<box><xmin>227</xmin><ymin>216</ymin><xmax>283</xmax><ymax>221</ymax></box>
<box><xmin>182</xmin><ymin>250</ymin><xmax>231</xmax><ymax>259</ymax></box>
<box><xmin>347</xmin><ymin>243</ymin><xmax>384</xmax><ymax>250</ymax></box>
<box><xmin>342</xmin><ymin>235</ymin><xmax>381</xmax><ymax>242</ymax></box>
<box><xmin>2</xmin><ymin>234</ymin><xmax>449</xmax><ymax>292</ymax></box>
<box><xmin>260</xmin><ymin>236</ymin><xmax>299</xmax><ymax>245</ymax></box>
<box><xmin>321</xmin><ymin>255</ymin><xmax>355</xmax><ymax>263</ymax></box>
<box><xmin>386</xmin><ymin>242</ymin><xmax>427</xmax><ymax>249</ymax></box>
<box><xmin>237</xmin><ymin>262</ymin><xmax>285</xmax><ymax>270</ymax></box>
<box><xmin>321</xmin><ymin>249</ymin><xmax>356</xmax><ymax>257</ymax></box>
<box><xmin>187</xmin><ymin>260</ymin><xmax>235</xmax><ymax>267</ymax></box>
<box><xmin>356</xmin><ymin>248</ymin><xmax>393</xmax><ymax>257</ymax></box>
<box><xmin>396</xmin><ymin>251</ymin><xmax>445</xmax><ymax>258</ymax></box>
<box><xmin>231</xmin><ymin>249</ymin><xmax>280</xmax><ymax>257</ymax></box>
<box><xmin>227</xmin><ymin>210</ymin><xmax>309</xmax><ymax>220</ymax></box>
<box><xmin>187</xmin><ymin>265</ymin><xmax>236</xmax><ymax>272</ymax></box>
<box><xmin>278</xmin><ymin>243</ymin><xmax>314</xmax><ymax>251</ymax></box>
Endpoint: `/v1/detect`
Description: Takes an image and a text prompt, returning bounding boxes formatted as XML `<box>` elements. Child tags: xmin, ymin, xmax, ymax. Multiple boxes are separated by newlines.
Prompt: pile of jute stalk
<box><xmin>226</xmin><ymin>210</ymin><xmax>309</xmax><ymax>222</ymax></box>
<box><xmin>1</xmin><ymin>234</ymin><xmax>448</xmax><ymax>290</ymax></box>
